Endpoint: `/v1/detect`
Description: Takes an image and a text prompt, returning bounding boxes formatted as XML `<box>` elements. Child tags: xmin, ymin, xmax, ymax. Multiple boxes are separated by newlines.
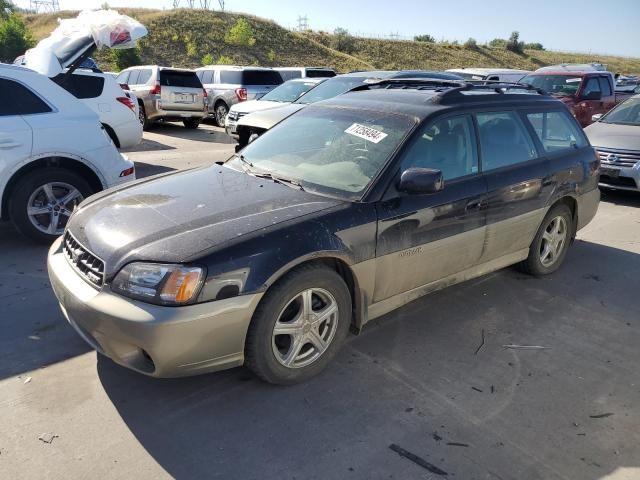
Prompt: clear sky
<box><xmin>14</xmin><ymin>0</ymin><xmax>640</xmax><ymax>57</ymax></box>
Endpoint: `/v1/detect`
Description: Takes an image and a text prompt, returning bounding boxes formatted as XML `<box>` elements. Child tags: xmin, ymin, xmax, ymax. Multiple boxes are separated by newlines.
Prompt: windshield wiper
<box><xmin>253</xmin><ymin>171</ymin><xmax>305</xmax><ymax>191</ymax></box>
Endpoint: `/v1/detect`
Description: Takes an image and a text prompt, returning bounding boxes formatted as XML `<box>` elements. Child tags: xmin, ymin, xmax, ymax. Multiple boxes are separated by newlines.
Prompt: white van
<box><xmin>446</xmin><ymin>68</ymin><xmax>531</xmax><ymax>83</ymax></box>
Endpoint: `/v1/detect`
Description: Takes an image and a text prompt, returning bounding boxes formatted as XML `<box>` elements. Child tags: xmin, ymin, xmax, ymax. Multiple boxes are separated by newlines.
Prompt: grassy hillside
<box><xmin>24</xmin><ymin>8</ymin><xmax>640</xmax><ymax>75</ymax></box>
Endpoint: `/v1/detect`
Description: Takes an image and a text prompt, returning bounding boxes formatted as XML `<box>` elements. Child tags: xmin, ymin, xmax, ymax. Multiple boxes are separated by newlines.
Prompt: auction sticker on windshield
<box><xmin>345</xmin><ymin>123</ymin><xmax>388</xmax><ymax>143</ymax></box>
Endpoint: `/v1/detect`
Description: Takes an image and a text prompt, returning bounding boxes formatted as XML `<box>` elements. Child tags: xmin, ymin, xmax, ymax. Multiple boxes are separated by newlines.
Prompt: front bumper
<box><xmin>47</xmin><ymin>237</ymin><xmax>263</xmax><ymax>377</ymax></box>
<box><xmin>598</xmin><ymin>163</ymin><xmax>640</xmax><ymax>192</ymax></box>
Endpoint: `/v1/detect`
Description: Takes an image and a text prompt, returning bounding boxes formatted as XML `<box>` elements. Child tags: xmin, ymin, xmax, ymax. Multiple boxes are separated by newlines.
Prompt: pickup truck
<box><xmin>521</xmin><ymin>70</ymin><xmax>631</xmax><ymax>127</ymax></box>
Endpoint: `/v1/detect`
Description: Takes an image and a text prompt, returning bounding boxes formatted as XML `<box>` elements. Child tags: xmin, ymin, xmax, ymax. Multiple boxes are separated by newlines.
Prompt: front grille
<box><xmin>63</xmin><ymin>232</ymin><xmax>105</xmax><ymax>287</ymax></box>
<box><xmin>596</xmin><ymin>148</ymin><xmax>640</xmax><ymax>168</ymax></box>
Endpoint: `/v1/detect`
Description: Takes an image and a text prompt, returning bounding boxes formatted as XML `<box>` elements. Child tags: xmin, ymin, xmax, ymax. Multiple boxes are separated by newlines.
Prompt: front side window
<box><xmin>400</xmin><ymin>115</ymin><xmax>478</xmax><ymax>181</ymax></box>
<box><xmin>127</xmin><ymin>70</ymin><xmax>141</xmax><ymax>85</ymax></box>
<box><xmin>0</xmin><ymin>78</ymin><xmax>51</xmax><ymax>116</ymax></box>
<box><xmin>521</xmin><ymin>74</ymin><xmax>583</xmax><ymax>96</ymax></box>
<box><xmin>526</xmin><ymin>111</ymin><xmax>588</xmax><ymax>152</ymax></box>
<box><xmin>476</xmin><ymin>111</ymin><xmax>537</xmax><ymax>171</ymax></box>
<box><xmin>231</xmin><ymin>105</ymin><xmax>417</xmax><ymax>199</ymax></box>
<box><xmin>582</xmin><ymin>77</ymin><xmax>601</xmax><ymax>97</ymax></box>
<box><xmin>116</xmin><ymin>71</ymin><xmax>130</xmax><ymax>84</ymax></box>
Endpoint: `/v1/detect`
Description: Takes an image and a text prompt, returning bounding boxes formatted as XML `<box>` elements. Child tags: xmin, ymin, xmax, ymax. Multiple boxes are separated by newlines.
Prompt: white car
<box><xmin>225</xmin><ymin>77</ymin><xmax>327</xmax><ymax>137</ymax></box>
<box><xmin>0</xmin><ymin>63</ymin><xmax>135</xmax><ymax>242</ymax></box>
<box><xmin>56</xmin><ymin>68</ymin><xmax>143</xmax><ymax>148</ymax></box>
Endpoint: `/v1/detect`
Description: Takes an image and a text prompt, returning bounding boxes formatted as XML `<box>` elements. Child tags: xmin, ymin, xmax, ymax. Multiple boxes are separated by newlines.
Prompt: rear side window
<box><xmin>306</xmin><ymin>69</ymin><xmax>336</xmax><ymax>78</ymax></box>
<box><xmin>220</xmin><ymin>70</ymin><xmax>283</xmax><ymax>85</ymax></box>
<box><xmin>127</xmin><ymin>70</ymin><xmax>141</xmax><ymax>85</ymax></box>
<box><xmin>200</xmin><ymin>70</ymin><xmax>214</xmax><ymax>84</ymax></box>
<box><xmin>160</xmin><ymin>70</ymin><xmax>202</xmax><ymax>88</ymax></box>
<box><xmin>0</xmin><ymin>78</ymin><xmax>52</xmax><ymax>116</ymax></box>
<box><xmin>598</xmin><ymin>76</ymin><xmax>612</xmax><ymax>96</ymax></box>
<box><xmin>53</xmin><ymin>73</ymin><xmax>105</xmax><ymax>99</ymax></box>
<box><xmin>278</xmin><ymin>70</ymin><xmax>302</xmax><ymax>81</ymax></box>
<box><xmin>400</xmin><ymin>115</ymin><xmax>478</xmax><ymax>180</ymax></box>
<box><xmin>476</xmin><ymin>111</ymin><xmax>537</xmax><ymax>171</ymax></box>
<box><xmin>526</xmin><ymin>111</ymin><xmax>588</xmax><ymax>152</ymax></box>
<box><xmin>137</xmin><ymin>69</ymin><xmax>152</xmax><ymax>85</ymax></box>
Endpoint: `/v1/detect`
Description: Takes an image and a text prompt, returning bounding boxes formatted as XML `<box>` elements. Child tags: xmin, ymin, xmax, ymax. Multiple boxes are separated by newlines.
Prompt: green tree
<box><xmin>464</xmin><ymin>37</ymin><xmax>478</xmax><ymax>50</ymax></box>
<box><xmin>414</xmin><ymin>34</ymin><xmax>435</xmax><ymax>43</ymax></box>
<box><xmin>330</xmin><ymin>27</ymin><xmax>355</xmax><ymax>54</ymax></box>
<box><xmin>111</xmin><ymin>47</ymin><xmax>141</xmax><ymax>71</ymax></box>
<box><xmin>506</xmin><ymin>31</ymin><xmax>523</xmax><ymax>53</ymax></box>
<box><xmin>201</xmin><ymin>53</ymin><xmax>214</xmax><ymax>66</ymax></box>
<box><xmin>0</xmin><ymin>11</ymin><xmax>35</xmax><ymax>63</ymax></box>
<box><xmin>524</xmin><ymin>42</ymin><xmax>545</xmax><ymax>51</ymax></box>
<box><xmin>216</xmin><ymin>54</ymin><xmax>234</xmax><ymax>65</ymax></box>
<box><xmin>224</xmin><ymin>18</ymin><xmax>256</xmax><ymax>46</ymax></box>
<box><xmin>488</xmin><ymin>38</ymin><xmax>507</xmax><ymax>48</ymax></box>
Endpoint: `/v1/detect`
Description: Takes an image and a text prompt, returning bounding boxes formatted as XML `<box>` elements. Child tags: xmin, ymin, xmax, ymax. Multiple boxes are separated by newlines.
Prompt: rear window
<box><xmin>160</xmin><ymin>70</ymin><xmax>202</xmax><ymax>88</ymax></box>
<box><xmin>306</xmin><ymin>69</ymin><xmax>336</xmax><ymax>78</ymax></box>
<box><xmin>220</xmin><ymin>70</ymin><xmax>283</xmax><ymax>85</ymax></box>
<box><xmin>53</xmin><ymin>73</ymin><xmax>105</xmax><ymax>99</ymax></box>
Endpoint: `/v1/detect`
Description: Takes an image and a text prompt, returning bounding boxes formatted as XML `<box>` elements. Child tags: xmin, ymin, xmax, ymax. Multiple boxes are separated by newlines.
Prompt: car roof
<box><xmin>0</xmin><ymin>62</ymin><xmax>35</xmax><ymax>74</ymax></box>
<box><xmin>283</xmin><ymin>77</ymin><xmax>328</xmax><ymax>84</ymax></box>
<box><xmin>314</xmin><ymin>85</ymin><xmax>564</xmax><ymax>120</ymax></box>
<box><xmin>196</xmin><ymin>65</ymin><xmax>275</xmax><ymax>71</ymax></box>
<box><xmin>447</xmin><ymin>68</ymin><xmax>531</xmax><ymax>75</ymax></box>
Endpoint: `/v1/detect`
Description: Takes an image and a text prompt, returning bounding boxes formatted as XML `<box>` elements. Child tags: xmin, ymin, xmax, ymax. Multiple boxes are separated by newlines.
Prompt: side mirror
<box><xmin>591</xmin><ymin>113</ymin><xmax>603</xmax><ymax>122</ymax></box>
<box><xmin>582</xmin><ymin>90</ymin><xmax>602</xmax><ymax>101</ymax></box>
<box><xmin>398</xmin><ymin>168</ymin><xmax>444</xmax><ymax>195</ymax></box>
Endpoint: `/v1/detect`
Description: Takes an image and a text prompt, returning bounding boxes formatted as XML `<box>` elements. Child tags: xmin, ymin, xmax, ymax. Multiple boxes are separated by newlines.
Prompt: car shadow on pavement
<box><xmin>599</xmin><ymin>189</ymin><xmax>640</xmax><ymax>208</ymax></box>
<box><xmin>151</xmin><ymin>122</ymin><xmax>237</xmax><ymax>144</ymax></box>
<box><xmin>133</xmin><ymin>161</ymin><xmax>177</xmax><ymax>178</ymax></box>
<box><xmin>97</xmin><ymin>239</ymin><xmax>639</xmax><ymax>480</ymax></box>
<box><xmin>0</xmin><ymin>224</ymin><xmax>91</xmax><ymax>380</ymax></box>
<box><xmin>121</xmin><ymin>139</ymin><xmax>177</xmax><ymax>153</ymax></box>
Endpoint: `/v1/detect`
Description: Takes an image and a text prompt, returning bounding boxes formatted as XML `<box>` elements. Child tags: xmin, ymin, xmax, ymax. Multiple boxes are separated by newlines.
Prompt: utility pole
<box><xmin>297</xmin><ymin>15</ymin><xmax>309</xmax><ymax>31</ymax></box>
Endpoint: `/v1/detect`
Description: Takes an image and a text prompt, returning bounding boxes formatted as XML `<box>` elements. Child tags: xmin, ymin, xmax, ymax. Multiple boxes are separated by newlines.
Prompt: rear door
<box><xmin>159</xmin><ymin>69</ymin><xmax>204</xmax><ymax>112</ymax></box>
<box><xmin>0</xmin><ymin>78</ymin><xmax>38</xmax><ymax>182</ymax></box>
<box><xmin>374</xmin><ymin>114</ymin><xmax>488</xmax><ymax>302</ymax></box>
<box><xmin>475</xmin><ymin>110</ymin><xmax>552</xmax><ymax>262</ymax></box>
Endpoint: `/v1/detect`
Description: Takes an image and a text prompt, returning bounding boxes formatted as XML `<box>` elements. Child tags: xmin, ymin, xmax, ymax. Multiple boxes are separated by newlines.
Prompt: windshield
<box><xmin>521</xmin><ymin>74</ymin><xmax>583</xmax><ymax>96</ymax></box>
<box><xmin>601</xmin><ymin>98</ymin><xmax>640</xmax><ymax>126</ymax></box>
<box><xmin>260</xmin><ymin>81</ymin><xmax>320</xmax><ymax>103</ymax></box>
<box><xmin>294</xmin><ymin>76</ymin><xmax>370</xmax><ymax>104</ymax></box>
<box><xmin>229</xmin><ymin>105</ymin><xmax>417</xmax><ymax>199</ymax></box>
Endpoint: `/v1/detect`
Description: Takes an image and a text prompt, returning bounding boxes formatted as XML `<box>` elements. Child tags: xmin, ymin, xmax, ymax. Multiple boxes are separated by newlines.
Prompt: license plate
<box><xmin>176</xmin><ymin>93</ymin><xmax>194</xmax><ymax>103</ymax></box>
<box><xmin>600</xmin><ymin>167</ymin><xmax>619</xmax><ymax>178</ymax></box>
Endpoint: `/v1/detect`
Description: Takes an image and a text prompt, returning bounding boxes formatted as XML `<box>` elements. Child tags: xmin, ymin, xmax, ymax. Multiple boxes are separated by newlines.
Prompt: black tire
<box><xmin>245</xmin><ymin>264</ymin><xmax>352</xmax><ymax>385</ymax></box>
<box><xmin>8</xmin><ymin>168</ymin><xmax>94</xmax><ymax>244</ymax></box>
<box><xmin>519</xmin><ymin>203</ymin><xmax>573</xmax><ymax>276</ymax></box>
<box><xmin>183</xmin><ymin>118</ymin><xmax>201</xmax><ymax>129</ymax></box>
<box><xmin>139</xmin><ymin>103</ymin><xmax>152</xmax><ymax>131</ymax></box>
<box><xmin>214</xmin><ymin>101</ymin><xmax>228</xmax><ymax>127</ymax></box>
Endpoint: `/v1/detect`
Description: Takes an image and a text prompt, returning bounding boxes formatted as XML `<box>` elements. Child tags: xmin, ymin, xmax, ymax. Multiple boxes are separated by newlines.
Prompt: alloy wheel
<box><xmin>539</xmin><ymin>215</ymin><xmax>568</xmax><ymax>268</ymax></box>
<box><xmin>271</xmin><ymin>288</ymin><xmax>339</xmax><ymax>368</ymax></box>
<box><xmin>216</xmin><ymin>104</ymin><xmax>228</xmax><ymax>126</ymax></box>
<box><xmin>26</xmin><ymin>182</ymin><xmax>83</xmax><ymax>235</ymax></box>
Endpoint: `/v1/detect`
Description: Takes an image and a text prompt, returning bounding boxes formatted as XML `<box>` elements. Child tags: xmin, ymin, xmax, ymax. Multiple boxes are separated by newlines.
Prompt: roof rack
<box><xmin>350</xmin><ymin>78</ymin><xmax>548</xmax><ymax>103</ymax></box>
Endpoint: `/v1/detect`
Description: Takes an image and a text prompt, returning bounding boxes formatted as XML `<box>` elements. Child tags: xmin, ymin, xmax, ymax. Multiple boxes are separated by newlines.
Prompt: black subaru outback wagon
<box><xmin>48</xmin><ymin>79</ymin><xmax>600</xmax><ymax>384</ymax></box>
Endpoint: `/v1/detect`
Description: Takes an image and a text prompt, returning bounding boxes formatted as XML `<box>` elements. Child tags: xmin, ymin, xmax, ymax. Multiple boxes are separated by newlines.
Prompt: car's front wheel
<box><xmin>245</xmin><ymin>264</ymin><xmax>352</xmax><ymax>384</ymax></box>
<box><xmin>9</xmin><ymin>168</ymin><xmax>93</xmax><ymax>243</ymax></box>
<box><xmin>214</xmin><ymin>102</ymin><xmax>228</xmax><ymax>127</ymax></box>
<box><xmin>519</xmin><ymin>203</ymin><xmax>573</xmax><ymax>276</ymax></box>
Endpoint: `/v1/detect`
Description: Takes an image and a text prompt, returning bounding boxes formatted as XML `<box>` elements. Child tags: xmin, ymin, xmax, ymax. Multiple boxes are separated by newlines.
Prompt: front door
<box><xmin>373</xmin><ymin>114</ymin><xmax>488</xmax><ymax>303</ymax></box>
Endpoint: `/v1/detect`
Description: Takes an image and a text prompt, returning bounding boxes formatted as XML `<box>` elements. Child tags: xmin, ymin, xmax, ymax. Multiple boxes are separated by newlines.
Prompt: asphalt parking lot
<box><xmin>1</xmin><ymin>124</ymin><xmax>639</xmax><ymax>480</ymax></box>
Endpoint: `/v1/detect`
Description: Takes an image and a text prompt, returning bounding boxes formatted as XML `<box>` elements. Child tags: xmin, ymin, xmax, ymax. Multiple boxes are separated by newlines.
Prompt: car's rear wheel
<box><xmin>9</xmin><ymin>168</ymin><xmax>93</xmax><ymax>243</ymax></box>
<box><xmin>245</xmin><ymin>264</ymin><xmax>352</xmax><ymax>384</ymax></box>
<box><xmin>214</xmin><ymin>102</ymin><xmax>228</xmax><ymax>127</ymax></box>
<box><xmin>519</xmin><ymin>203</ymin><xmax>573</xmax><ymax>276</ymax></box>
<box><xmin>139</xmin><ymin>103</ymin><xmax>152</xmax><ymax>131</ymax></box>
<box><xmin>183</xmin><ymin>118</ymin><xmax>201</xmax><ymax>129</ymax></box>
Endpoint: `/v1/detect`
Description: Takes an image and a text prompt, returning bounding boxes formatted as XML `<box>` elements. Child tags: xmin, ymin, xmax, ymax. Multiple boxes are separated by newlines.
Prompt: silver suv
<box><xmin>195</xmin><ymin>66</ymin><xmax>283</xmax><ymax>126</ymax></box>
<box><xmin>116</xmin><ymin>66</ymin><xmax>206</xmax><ymax>130</ymax></box>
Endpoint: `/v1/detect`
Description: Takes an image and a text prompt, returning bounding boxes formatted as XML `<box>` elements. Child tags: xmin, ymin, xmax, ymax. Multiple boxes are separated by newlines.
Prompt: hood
<box><xmin>67</xmin><ymin>165</ymin><xmax>342</xmax><ymax>275</ymax></box>
<box><xmin>236</xmin><ymin>103</ymin><xmax>306</xmax><ymax>130</ymax></box>
<box><xmin>584</xmin><ymin>122</ymin><xmax>640</xmax><ymax>150</ymax></box>
<box><xmin>232</xmin><ymin>100</ymin><xmax>288</xmax><ymax>115</ymax></box>
<box><xmin>23</xmin><ymin>9</ymin><xmax>146</xmax><ymax>77</ymax></box>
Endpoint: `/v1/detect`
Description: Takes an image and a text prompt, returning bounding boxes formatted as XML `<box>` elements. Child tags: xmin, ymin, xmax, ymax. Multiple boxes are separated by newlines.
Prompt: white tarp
<box><xmin>23</xmin><ymin>9</ymin><xmax>147</xmax><ymax>77</ymax></box>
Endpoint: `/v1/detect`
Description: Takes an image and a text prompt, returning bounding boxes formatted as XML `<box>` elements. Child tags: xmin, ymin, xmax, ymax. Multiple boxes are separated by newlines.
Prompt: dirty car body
<box><xmin>48</xmin><ymin>81</ymin><xmax>600</xmax><ymax>381</ymax></box>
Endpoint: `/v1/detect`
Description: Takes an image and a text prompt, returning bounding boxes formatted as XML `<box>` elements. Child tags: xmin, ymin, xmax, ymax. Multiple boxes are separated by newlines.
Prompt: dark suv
<box><xmin>48</xmin><ymin>79</ymin><xmax>600</xmax><ymax>384</ymax></box>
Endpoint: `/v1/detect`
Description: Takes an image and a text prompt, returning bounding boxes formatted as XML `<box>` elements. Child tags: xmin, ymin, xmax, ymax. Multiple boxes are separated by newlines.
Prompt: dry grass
<box><xmin>23</xmin><ymin>9</ymin><xmax>640</xmax><ymax>75</ymax></box>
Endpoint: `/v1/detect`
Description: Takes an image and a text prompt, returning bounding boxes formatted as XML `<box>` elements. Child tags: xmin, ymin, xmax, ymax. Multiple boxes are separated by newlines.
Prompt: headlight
<box><xmin>111</xmin><ymin>263</ymin><xmax>205</xmax><ymax>306</ymax></box>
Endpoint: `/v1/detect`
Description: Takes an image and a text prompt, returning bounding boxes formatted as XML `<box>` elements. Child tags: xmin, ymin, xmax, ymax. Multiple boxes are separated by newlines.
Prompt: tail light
<box><xmin>119</xmin><ymin>166</ymin><xmax>135</xmax><ymax>177</ymax></box>
<box><xmin>235</xmin><ymin>88</ymin><xmax>247</xmax><ymax>101</ymax></box>
<box><xmin>119</xmin><ymin>83</ymin><xmax>130</xmax><ymax>91</ymax></box>
<box><xmin>149</xmin><ymin>83</ymin><xmax>161</xmax><ymax>95</ymax></box>
<box><xmin>203</xmin><ymin>88</ymin><xmax>208</xmax><ymax>99</ymax></box>
<box><xmin>116</xmin><ymin>96</ymin><xmax>136</xmax><ymax>112</ymax></box>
